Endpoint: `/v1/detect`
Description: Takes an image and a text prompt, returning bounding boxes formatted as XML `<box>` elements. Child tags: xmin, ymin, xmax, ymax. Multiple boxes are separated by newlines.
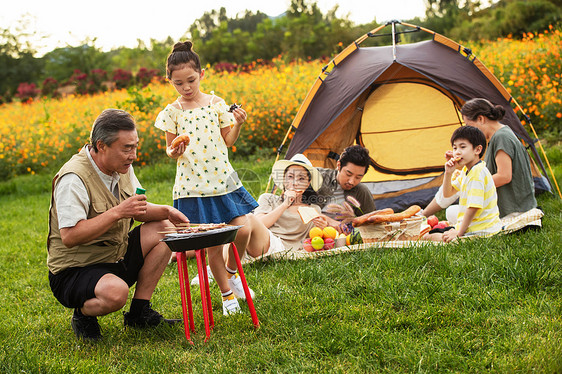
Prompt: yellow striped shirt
<box><xmin>451</xmin><ymin>161</ymin><xmax>502</xmax><ymax>234</ymax></box>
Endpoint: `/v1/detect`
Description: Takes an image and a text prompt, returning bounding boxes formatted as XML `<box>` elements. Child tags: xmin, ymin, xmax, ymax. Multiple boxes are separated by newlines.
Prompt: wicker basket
<box><xmin>357</xmin><ymin>216</ymin><xmax>424</xmax><ymax>243</ymax></box>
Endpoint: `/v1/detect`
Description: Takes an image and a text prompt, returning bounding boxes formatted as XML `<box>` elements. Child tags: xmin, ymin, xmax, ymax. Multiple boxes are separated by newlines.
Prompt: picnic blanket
<box><xmin>499</xmin><ymin>207</ymin><xmax>543</xmax><ymax>233</ymax></box>
<box><xmin>242</xmin><ymin>208</ymin><xmax>544</xmax><ymax>264</ymax></box>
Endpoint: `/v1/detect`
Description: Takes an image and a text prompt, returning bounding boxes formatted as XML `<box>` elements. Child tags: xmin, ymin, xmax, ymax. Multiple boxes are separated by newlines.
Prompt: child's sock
<box><xmin>225</xmin><ymin>266</ymin><xmax>237</xmax><ymax>276</ymax></box>
<box><xmin>222</xmin><ymin>290</ymin><xmax>234</xmax><ymax>301</ymax></box>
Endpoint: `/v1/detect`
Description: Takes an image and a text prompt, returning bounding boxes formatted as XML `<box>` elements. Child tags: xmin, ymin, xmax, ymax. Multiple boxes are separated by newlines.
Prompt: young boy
<box><xmin>424</xmin><ymin>126</ymin><xmax>502</xmax><ymax>243</ymax></box>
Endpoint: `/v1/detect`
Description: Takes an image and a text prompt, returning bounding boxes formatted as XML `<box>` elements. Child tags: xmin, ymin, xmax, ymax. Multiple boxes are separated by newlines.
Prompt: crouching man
<box><xmin>47</xmin><ymin>109</ymin><xmax>189</xmax><ymax>341</ymax></box>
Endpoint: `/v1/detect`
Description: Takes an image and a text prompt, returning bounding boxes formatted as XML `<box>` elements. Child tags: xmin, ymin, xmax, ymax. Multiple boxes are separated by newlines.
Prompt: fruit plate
<box><xmin>162</xmin><ymin>225</ymin><xmax>242</xmax><ymax>252</ymax></box>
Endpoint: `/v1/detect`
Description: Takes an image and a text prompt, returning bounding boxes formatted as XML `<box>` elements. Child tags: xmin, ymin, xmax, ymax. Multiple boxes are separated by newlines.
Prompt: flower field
<box><xmin>471</xmin><ymin>25</ymin><xmax>562</xmax><ymax>135</ymax></box>
<box><xmin>0</xmin><ymin>58</ymin><xmax>322</xmax><ymax>179</ymax></box>
<box><xmin>0</xmin><ymin>28</ymin><xmax>560</xmax><ymax>180</ymax></box>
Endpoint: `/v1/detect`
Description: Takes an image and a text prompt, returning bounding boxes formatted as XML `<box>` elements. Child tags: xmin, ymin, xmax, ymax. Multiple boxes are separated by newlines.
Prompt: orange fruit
<box><xmin>309</xmin><ymin>227</ymin><xmax>323</xmax><ymax>239</ymax></box>
<box><xmin>322</xmin><ymin>226</ymin><xmax>338</xmax><ymax>240</ymax></box>
<box><xmin>346</xmin><ymin>234</ymin><xmax>351</xmax><ymax>246</ymax></box>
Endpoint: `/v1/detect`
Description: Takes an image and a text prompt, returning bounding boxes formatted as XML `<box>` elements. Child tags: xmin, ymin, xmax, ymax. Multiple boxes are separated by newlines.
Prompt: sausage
<box><xmin>171</xmin><ymin>134</ymin><xmax>190</xmax><ymax>148</ymax></box>
<box><xmin>367</xmin><ymin>205</ymin><xmax>421</xmax><ymax>224</ymax></box>
<box><xmin>352</xmin><ymin>208</ymin><xmax>394</xmax><ymax>227</ymax></box>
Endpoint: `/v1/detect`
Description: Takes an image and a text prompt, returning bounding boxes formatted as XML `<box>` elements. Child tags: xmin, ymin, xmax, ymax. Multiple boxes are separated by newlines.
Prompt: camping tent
<box><xmin>280</xmin><ymin>21</ymin><xmax>559</xmax><ymax>211</ymax></box>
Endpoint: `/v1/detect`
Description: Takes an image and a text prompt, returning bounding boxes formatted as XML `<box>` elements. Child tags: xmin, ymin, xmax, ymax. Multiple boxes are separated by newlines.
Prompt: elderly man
<box><xmin>47</xmin><ymin>109</ymin><xmax>189</xmax><ymax>341</ymax></box>
<box><xmin>316</xmin><ymin>145</ymin><xmax>376</xmax><ymax>230</ymax></box>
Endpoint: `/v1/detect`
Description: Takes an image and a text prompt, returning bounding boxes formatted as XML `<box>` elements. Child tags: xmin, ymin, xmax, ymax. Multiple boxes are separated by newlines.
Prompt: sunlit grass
<box><xmin>0</xmin><ymin>150</ymin><xmax>560</xmax><ymax>372</ymax></box>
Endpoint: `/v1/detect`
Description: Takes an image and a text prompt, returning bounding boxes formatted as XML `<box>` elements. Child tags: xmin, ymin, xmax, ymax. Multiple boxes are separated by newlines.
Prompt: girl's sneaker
<box><xmin>222</xmin><ymin>295</ymin><xmax>241</xmax><ymax>316</ymax></box>
<box><xmin>190</xmin><ymin>265</ymin><xmax>214</xmax><ymax>286</ymax></box>
<box><xmin>227</xmin><ymin>273</ymin><xmax>255</xmax><ymax>300</ymax></box>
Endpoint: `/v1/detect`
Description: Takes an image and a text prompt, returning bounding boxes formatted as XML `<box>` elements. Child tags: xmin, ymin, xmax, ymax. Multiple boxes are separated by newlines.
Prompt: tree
<box><xmin>494</xmin><ymin>0</ymin><xmax>561</xmax><ymax>37</ymax></box>
<box><xmin>188</xmin><ymin>7</ymin><xmax>228</xmax><ymax>42</ymax></box>
<box><xmin>228</xmin><ymin>10</ymin><xmax>269</xmax><ymax>33</ymax></box>
<box><xmin>0</xmin><ymin>18</ymin><xmax>44</xmax><ymax>101</ymax></box>
<box><xmin>108</xmin><ymin>37</ymin><xmax>172</xmax><ymax>76</ymax></box>
<box><xmin>447</xmin><ymin>0</ymin><xmax>562</xmax><ymax>40</ymax></box>
<box><xmin>287</xmin><ymin>0</ymin><xmax>322</xmax><ymax>18</ymax></box>
<box><xmin>42</xmin><ymin>42</ymin><xmax>110</xmax><ymax>83</ymax></box>
<box><xmin>424</xmin><ymin>0</ymin><xmax>464</xmax><ymax>34</ymax></box>
<box><xmin>247</xmin><ymin>18</ymin><xmax>284</xmax><ymax>61</ymax></box>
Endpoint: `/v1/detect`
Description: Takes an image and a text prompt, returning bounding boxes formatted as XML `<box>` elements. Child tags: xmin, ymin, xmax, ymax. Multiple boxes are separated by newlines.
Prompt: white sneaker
<box><xmin>222</xmin><ymin>295</ymin><xmax>241</xmax><ymax>316</ymax></box>
<box><xmin>168</xmin><ymin>252</ymin><xmax>177</xmax><ymax>265</ymax></box>
<box><xmin>190</xmin><ymin>265</ymin><xmax>214</xmax><ymax>286</ymax></box>
<box><xmin>227</xmin><ymin>273</ymin><xmax>255</xmax><ymax>300</ymax></box>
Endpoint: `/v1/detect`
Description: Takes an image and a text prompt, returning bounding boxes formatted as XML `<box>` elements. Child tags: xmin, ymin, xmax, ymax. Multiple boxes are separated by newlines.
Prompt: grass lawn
<box><xmin>0</xmin><ymin>151</ymin><xmax>561</xmax><ymax>373</ymax></box>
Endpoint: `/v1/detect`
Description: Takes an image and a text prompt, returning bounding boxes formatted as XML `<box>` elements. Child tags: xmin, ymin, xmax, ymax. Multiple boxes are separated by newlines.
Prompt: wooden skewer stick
<box><xmin>164</xmin><ymin>224</ymin><xmax>197</xmax><ymax>229</ymax></box>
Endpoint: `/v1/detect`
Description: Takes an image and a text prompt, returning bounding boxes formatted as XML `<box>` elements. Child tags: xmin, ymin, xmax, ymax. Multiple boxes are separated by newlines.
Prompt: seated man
<box><xmin>316</xmin><ymin>145</ymin><xmax>376</xmax><ymax>230</ymax></box>
<box><xmin>47</xmin><ymin>109</ymin><xmax>189</xmax><ymax>341</ymax></box>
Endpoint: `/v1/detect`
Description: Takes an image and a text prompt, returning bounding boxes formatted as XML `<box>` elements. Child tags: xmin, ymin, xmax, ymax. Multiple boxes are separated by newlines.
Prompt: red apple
<box><xmin>434</xmin><ymin>221</ymin><xmax>449</xmax><ymax>229</ymax></box>
<box><xmin>427</xmin><ymin>215</ymin><xmax>439</xmax><ymax>228</ymax></box>
<box><xmin>303</xmin><ymin>238</ymin><xmax>314</xmax><ymax>252</ymax></box>
<box><xmin>323</xmin><ymin>238</ymin><xmax>335</xmax><ymax>250</ymax></box>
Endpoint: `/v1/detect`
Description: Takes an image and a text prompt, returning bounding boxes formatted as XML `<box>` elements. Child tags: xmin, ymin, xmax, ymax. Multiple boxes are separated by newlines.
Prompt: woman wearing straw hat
<box><xmin>252</xmin><ymin>153</ymin><xmax>325</xmax><ymax>253</ymax></box>
<box><xmin>223</xmin><ymin>154</ymin><xmax>324</xmax><ymax>263</ymax></box>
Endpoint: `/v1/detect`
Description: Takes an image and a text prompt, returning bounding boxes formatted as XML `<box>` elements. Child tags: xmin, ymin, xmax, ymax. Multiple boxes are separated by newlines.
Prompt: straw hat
<box><xmin>271</xmin><ymin>154</ymin><xmax>323</xmax><ymax>191</ymax></box>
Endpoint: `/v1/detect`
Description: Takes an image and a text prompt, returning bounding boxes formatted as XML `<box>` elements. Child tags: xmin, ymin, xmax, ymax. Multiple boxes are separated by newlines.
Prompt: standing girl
<box><xmin>155</xmin><ymin>41</ymin><xmax>266</xmax><ymax>316</ymax></box>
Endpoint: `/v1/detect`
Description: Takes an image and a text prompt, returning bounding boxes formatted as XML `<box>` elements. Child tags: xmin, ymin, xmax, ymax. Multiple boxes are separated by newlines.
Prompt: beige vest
<box><xmin>47</xmin><ymin>148</ymin><xmax>134</xmax><ymax>274</ymax></box>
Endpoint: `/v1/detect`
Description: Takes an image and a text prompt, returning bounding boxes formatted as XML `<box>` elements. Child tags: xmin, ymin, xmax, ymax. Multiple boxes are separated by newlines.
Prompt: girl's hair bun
<box><xmin>173</xmin><ymin>41</ymin><xmax>193</xmax><ymax>53</ymax></box>
<box><xmin>166</xmin><ymin>40</ymin><xmax>201</xmax><ymax>78</ymax></box>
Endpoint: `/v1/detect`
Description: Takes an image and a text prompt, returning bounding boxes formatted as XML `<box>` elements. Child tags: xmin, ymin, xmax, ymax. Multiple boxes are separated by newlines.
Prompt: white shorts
<box><xmin>241</xmin><ymin>229</ymin><xmax>286</xmax><ymax>262</ymax></box>
<box><xmin>445</xmin><ymin>204</ymin><xmax>460</xmax><ymax>224</ymax></box>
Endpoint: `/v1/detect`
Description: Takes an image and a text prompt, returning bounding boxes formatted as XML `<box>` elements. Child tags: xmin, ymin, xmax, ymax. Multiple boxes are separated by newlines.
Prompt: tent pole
<box><xmin>391</xmin><ymin>22</ymin><xmax>397</xmax><ymax>61</ymax></box>
<box><xmin>512</xmin><ymin>98</ymin><xmax>562</xmax><ymax>199</ymax></box>
<box><xmin>528</xmin><ymin>129</ymin><xmax>561</xmax><ymax>199</ymax></box>
<box><xmin>265</xmin><ymin>126</ymin><xmax>294</xmax><ymax>193</ymax></box>
<box><xmin>535</xmin><ymin>140</ymin><xmax>562</xmax><ymax>199</ymax></box>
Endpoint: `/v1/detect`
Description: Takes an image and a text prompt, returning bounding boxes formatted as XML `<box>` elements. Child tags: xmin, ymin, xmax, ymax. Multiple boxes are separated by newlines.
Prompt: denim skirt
<box><xmin>174</xmin><ymin>187</ymin><xmax>258</xmax><ymax>224</ymax></box>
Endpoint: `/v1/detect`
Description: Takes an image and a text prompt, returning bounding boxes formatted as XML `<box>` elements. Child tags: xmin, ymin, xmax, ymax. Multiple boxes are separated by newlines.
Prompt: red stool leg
<box><xmin>195</xmin><ymin>249</ymin><xmax>212</xmax><ymax>341</ymax></box>
<box><xmin>230</xmin><ymin>243</ymin><xmax>260</xmax><ymax>328</ymax></box>
<box><xmin>200</xmin><ymin>251</ymin><xmax>214</xmax><ymax>329</ymax></box>
<box><xmin>176</xmin><ymin>252</ymin><xmax>194</xmax><ymax>344</ymax></box>
<box><xmin>178</xmin><ymin>252</ymin><xmax>196</xmax><ymax>333</ymax></box>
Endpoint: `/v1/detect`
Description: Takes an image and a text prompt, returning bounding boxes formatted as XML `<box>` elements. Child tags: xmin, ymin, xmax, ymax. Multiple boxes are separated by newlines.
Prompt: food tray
<box><xmin>357</xmin><ymin>217</ymin><xmax>423</xmax><ymax>243</ymax></box>
<box><xmin>162</xmin><ymin>225</ymin><xmax>242</xmax><ymax>251</ymax></box>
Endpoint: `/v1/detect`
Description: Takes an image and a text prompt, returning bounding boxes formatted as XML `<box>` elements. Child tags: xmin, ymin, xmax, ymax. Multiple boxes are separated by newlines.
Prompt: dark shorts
<box><xmin>48</xmin><ymin>225</ymin><xmax>144</xmax><ymax>309</ymax></box>
<box><xmin>428</xmin><ymin>226</ymin><xmax>455</xmax><ymax>234</ymax></box>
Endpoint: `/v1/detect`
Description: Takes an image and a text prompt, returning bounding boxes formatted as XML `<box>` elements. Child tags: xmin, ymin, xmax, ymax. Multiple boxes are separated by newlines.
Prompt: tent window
<box><xmin>360</xmin><ymin>82</ymin><xmax>461</xmax><ymax>175</ymax></box>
